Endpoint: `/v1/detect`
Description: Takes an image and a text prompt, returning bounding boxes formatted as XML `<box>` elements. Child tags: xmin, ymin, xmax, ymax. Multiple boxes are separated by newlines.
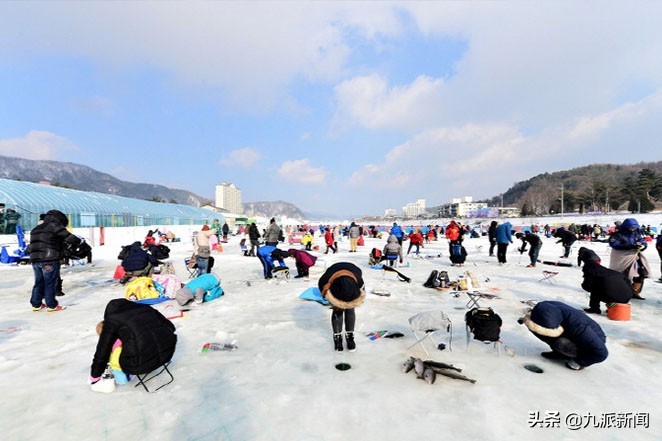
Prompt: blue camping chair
<box><xmin>0</xmin><ymin>226</ymin><xmax>30</xmax><ymax>264</ymax></box>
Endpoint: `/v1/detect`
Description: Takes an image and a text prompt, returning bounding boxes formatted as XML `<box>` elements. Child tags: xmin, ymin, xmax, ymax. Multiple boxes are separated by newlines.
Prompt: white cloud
<box><xmin>219</xmin><ymin>147</ymin><xmax>261</xmax><ymax>169</ymax></box>
<box><xmin>0</xmin><ymin>3</ymin><xmax>403</xmax><ymax>112</ymax></box>
<box><xmin>277</xmin><ymin>159</ymin><xmax>327</xmax><ymax>185</ymax></box>
<box><xmin>331</xmin><ymin>74</ymin><xmax>445</xmax><ymax>134</ymax></box>
<box><xmin>0</xmin><ymin>131</ymin><xmax>78</xmax><ymax>160</ymax></box>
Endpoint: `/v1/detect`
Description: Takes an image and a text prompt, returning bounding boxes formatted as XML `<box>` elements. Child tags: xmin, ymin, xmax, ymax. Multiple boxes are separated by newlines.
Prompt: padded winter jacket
<box><xmin>287</xmin><ymin>249</ymin><xmax>317</xmax><ymax>271</ymax></box>
<box><xmin>265</xmin><ymin>222</ymin><xmax>281</xmax><ymax>243</ymax></box>
<box><xmin>495</xmin><ymin>222</ymin><xmax>513</xmax><ymax>244</ymax></box>
<box><xmin>445</xmin><ymin>222</ymin><xmax>460</xmax><ymax>241</ymax></box>
<box><xmin>28</xmin><ymin>210</ymin><xmax>81</xmax><ymax>262</ymax></box>
<box><xmin>581</xmin><ymin>261</ymin><xmax>632</xmax><ymax>304</ymax></box>
<box><xmin>90</xmin><ymin>299</ymin><xmax>177</xmax><ymax>378</ymax></box>
<box><xmin>121</xmin><ymin>242</ymin><xmax>158</xmax><ymax>272</ymax></box>
<box><xmin>524</xmin><ymin>301</ymin><xmax>608</xmax><ymax>367</ymax></box>
<box><xmin>383</xmin><ymin>234</ymin><xmax>403</xmax><ymax>260</ymax></box>
<box><xmin>609</xmin><ymin>218</ymin><xmax>646</xmax><ymax>251</ymax></box>
<box><xmin>248</xmin><ymin>224</ymin><xmax>261</xmax><ymax>240</ymax></box>
<box><xmin>553</xmin><ymin>228</ymin><xmax>577</xmax><ymax>246</ymax></box>
<box><xmin>390</xmin><ymin>224</ymin><xmax>404</xmax><ymax>239</ymax></box>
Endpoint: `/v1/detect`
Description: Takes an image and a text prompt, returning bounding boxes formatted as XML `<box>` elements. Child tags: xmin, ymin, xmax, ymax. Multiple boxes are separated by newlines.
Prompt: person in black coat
<box><xmin>522</xmin><ymin>301</ymin><xmax>608</xmax><ymax>370</ymax></box>
<box><xmin>577</xmin><ymin>247</ymin><xmax>632</xmax><ymax>314</ymax></box>
<box><xmin>553</xmin><ymin>228</ymin><xmax>577</xmax><ymax>258</ymax></box>
<box><xmin>247</xmin><ymin>223</ymin><xmax>261</xmax><ymax>257</ymax></box>
<box><xmin>487</xmin><ymin>221</ymin><xmax>498</xmax><ymax>257</ymax></box>
<box><xmin>27</xmin><ymin>210</ymin><xmax>81</xmax><ymax>311</ymax></box>
<box><xmin>89</xmin><ymin>299</ymin><xmax>177</xmax><ymax>387</ymax></box>
<box><xmin>318</xmin><ymin>262</ymin><xmax>365</xmax><ymax>353</ymax></box>
<box><xmin>120</xmin><ymin>241</ymin><xmax>158</xmax><ymax>283</ymax></box>
<box><xmin>515</xmin><ymin>231</ymin><xmax>542</xmax><ymax>267</ymax></box>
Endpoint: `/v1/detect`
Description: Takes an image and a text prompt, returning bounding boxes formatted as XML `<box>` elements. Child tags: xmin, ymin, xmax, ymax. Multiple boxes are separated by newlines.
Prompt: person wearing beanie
<box><xmin>521</xmin><ymin>301</ymin><xmax>608</xmax><ymax>370</ymax></box>
<box><xmin>318</xmin><ymin>262</ymin><xmax>365</xmax><ymax>352</ymax></box>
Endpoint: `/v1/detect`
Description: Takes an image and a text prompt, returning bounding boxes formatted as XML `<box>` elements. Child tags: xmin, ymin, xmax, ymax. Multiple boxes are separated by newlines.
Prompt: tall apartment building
<box><xmin>402</xmin><ymin>199</ymin><xmax>426</xmax><ymax>217</ymax></box>
<box><xmin>215</xmin><ymin>182</ymin><xmax>243</xmax><ymax>214</ymax></box>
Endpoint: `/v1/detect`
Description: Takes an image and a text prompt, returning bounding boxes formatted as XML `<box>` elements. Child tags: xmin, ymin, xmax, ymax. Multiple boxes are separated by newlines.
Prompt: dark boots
<box><xmin>632</xmin><ymin>280</ymin><xmax>645</xmax><ymax>300</ymax></box>
<box><xmin>346</xmin><ymin>332</ymin><xmax>356</xmax><ymax>352</ymax></box>
<box><xmin>333</xmin><ymin>333</ymin><xmax>343</xmax><ymax>352</ymax></box>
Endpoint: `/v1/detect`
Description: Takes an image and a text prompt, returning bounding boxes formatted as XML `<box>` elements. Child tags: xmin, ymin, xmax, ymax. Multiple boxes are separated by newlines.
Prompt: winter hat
<box><xmin>175</xmin><ymin>287</ymin><xmax>194</xmax><ymax>306</ymax></box>
<box><xmin>201</xmin><ymin>225</ymin><xmax>210</xmax><ymax>231</ymax></box>
<box><xmin>326</xmin><ymin>276</ymin><xmax>365</xmax><ymax>309</ymax></box>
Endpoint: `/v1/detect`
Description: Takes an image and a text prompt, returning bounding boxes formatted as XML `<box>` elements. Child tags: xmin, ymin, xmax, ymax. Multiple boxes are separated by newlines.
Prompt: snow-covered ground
<box><xmin>1</xmin><ymin>215</ymin><xmax>661</xmax><ymax>441</ymax></box>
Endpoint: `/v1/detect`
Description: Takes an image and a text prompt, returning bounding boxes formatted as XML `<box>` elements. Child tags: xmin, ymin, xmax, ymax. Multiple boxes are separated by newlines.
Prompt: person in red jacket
<box><xmin>406</xmin><ymin>229</ymin><xmax>424</xmax><ymax>255</ymax></box>
<box><xmin>324</xmin><ymin>229</ymin><xmax>337</xmax><ymax>254</ymax></box>
<box><xmin>287</xmin><ymin>248</ymin><xmax>317</xmax><ymax>278</ymax></box>
<box><xmin>445</xmin><ymin>221</ymin><xmax>461</xmax><ymax>243</ymax></box>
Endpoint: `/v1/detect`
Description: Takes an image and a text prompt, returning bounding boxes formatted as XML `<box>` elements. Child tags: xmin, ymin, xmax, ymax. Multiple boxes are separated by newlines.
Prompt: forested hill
<box><xmin>484</xmin><ymin>162</ymin><xmax>662</xmax><ymax>215</ymax></box>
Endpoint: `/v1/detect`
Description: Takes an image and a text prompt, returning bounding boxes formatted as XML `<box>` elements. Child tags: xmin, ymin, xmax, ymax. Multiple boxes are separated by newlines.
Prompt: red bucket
<box><xmin>607</xmin><ymin>303</ymin><xmax>631</xmax><ymax>321</ymax></box>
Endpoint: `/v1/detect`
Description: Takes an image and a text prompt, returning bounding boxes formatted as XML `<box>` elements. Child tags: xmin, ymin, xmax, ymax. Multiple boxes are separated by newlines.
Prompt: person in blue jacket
<box><xmin>175</xmin><ymin>273</ymin><xmax>224</xmax><ymax>305</ymax></box>
<box><xmin>256</xmin><ymin>245</ymin><xmax>287</xmax><ymax>279</ymax></box>
<box><xmin>608</xmin><ymin>218</ymin><xmax>651</xmax><ymax>299</ymax></box>
<box><xmin>390</xmin><ymin>222</ymin><xmax>404</xmax><ymax>246</ymax></box>
<box><xmin>522</xmin><ymin>301</ymin><xmax>608</xmax><ymax>370</ymax></box>
<box><xmin>494</xmin><ymin>221</ymin><xmax>513</xmax><ymax>264</ymax></box>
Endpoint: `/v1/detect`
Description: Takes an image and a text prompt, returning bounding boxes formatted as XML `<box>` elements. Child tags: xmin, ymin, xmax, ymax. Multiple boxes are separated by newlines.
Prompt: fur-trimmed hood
<box><xmin>325</xmin><ymin>287</ymin><xmax>366</xmax><ymax>309</ymax></box>
<box><xmin>523</xmin><ymin>313</ymin><xmax>564</xmax><ymax>337</ymax></box>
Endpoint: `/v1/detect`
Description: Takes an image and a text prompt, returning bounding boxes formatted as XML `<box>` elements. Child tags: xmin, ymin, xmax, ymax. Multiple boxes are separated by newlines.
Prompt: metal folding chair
<box><xmin>134</xmin><ymin>361</ymin><xmax>174</xmax><ymax>393</ymax></box>
<box><xmin>538</xmin><ymin>270</ymin><xmax>559</xmax><ymax>284</ymax></box>
<box><xmin>407</xmin><ymin>310</ymin><xmax>453</xmax><ymax>356</ymax></box>
<box><xmin>184</xmin><ymin>258</ymin><xmax>197</xmax><ymax>279</ymax></box>
<box><xmin>465</xmin><ymin>291</ymin><xmax>482</xmax><ymax>309</ymax></box>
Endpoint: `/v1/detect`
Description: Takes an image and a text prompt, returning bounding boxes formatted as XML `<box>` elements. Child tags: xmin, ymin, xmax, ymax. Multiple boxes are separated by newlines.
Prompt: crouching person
<box><xmin>120</xmin><ymin>241</ymin><xmax>158</xmax><ymax>284</ymax></box>
<box><xmin>175</xmin><ymin>273</ymin><xmax>224</xmax><ymax>306</ymax></box>
<box><xmin>89</xmin><ymin>299</ymin><xmax>177</xmax><ymax>392</ymax></box>
<box><xmin>578</xmin><ymin>247</ymin><xmax>632</xmax><ymax>314</ymax></box>
<box><xmin>521</xmin><ymin>300</ymin><xmax>608</xmax><ymax>370</ymax></box>
<box><xmin>287</xmin><ymin>248</ymin><xmax>317</xmax><ymax>278</ymax></box>
<box><xmin>319</xmin><ymin>262</ymin><xmax>365</xmax><ymax>352</ymax></box>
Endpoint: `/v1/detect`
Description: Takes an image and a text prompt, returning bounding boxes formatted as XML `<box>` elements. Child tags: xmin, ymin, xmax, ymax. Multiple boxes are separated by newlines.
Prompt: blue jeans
<box><xmin>195</xmin><ymin>256</ymin><xmax>209</xmax><ymax>277</ymax></box>
<box><xmin>31</xmin><ymin>260</ymin><xmax>60</xmax><ymax>309</ymax></box>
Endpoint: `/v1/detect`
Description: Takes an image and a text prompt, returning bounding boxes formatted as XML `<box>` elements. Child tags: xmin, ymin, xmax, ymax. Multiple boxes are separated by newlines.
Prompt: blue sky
<box><xmin>1</xmin><ymin>2</ymin><xmax>661</xmax><ymax>218</ymax></box>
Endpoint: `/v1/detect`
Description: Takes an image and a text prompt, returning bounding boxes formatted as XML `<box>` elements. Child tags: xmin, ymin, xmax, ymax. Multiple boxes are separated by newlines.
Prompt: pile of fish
<box><xmin>402</xmin><ymin>357</ymin><xmax>477</xmax><ymax>385</ymax></box>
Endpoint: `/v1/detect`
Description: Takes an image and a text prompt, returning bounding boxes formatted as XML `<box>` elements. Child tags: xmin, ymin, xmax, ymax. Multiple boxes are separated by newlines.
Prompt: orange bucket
<box><xmin>607</xmin><ymin>303</ymin><xmax>631</xmax><ymax>321</ymax></box>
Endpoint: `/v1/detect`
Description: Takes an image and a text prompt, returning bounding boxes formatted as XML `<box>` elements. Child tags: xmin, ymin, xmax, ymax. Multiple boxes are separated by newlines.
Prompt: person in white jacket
<box><xmin>193</xmin><ymin>225</ymin><xmax>217</xmax><ymax>276</ymax></box>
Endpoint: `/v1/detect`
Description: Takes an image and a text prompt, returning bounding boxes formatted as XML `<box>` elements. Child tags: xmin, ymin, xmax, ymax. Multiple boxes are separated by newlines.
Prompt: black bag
<box><xmin>423</xmin><ymin>270</ymin><xmax>450</xmax><ymax>288</ymax></box>
<box><xmin>465</xmin><ymin>307</ymin><xmax>502</xmax><ymax>342</ymax></box>
<box><xmin>156</xmin><ymin>244</ymin><xmax>170</xmax><ymax>259</ymax></box>
<box><xmin>117</xmin><ymin>244</ymin><xmax>133</xmax><ymax>261</ymax></box>
<box><xmin>423</xmin><ymin>270</ymin><xmax>439</xmax><ymax>288</ymax></box>
<box><xmin>66</xmin><ymin>241</ymin><xmax>91</xmax><ymax>259</ymax></box>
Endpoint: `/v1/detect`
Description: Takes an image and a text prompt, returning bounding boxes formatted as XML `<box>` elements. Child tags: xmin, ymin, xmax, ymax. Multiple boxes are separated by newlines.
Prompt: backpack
<box><xmin>465</xmin><ymin>307</ymin><xmax>502</xmax><ymax>342</ymax></box>
<box><xmin>423</xmin><ymin>270</ymin><xmax>439</xmax><ymax>288</ymax></box>
<box><xmin>117</xmin><ymin>243</ymin><xmax>133</xmax><ymax>261</ymax></box>
<box><xmin>153</xmin><ymin>244</ymin><xmax>170</xmax><ymax>260</ymax></box>
<box><xmin>66</xmin><ymin>240</ymin><xmax>91</xmax><ymax>259</ymax></box>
